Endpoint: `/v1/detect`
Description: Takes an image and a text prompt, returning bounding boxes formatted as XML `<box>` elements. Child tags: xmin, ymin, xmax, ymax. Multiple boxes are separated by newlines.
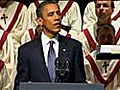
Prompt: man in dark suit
<box><xmin>14</xmin><ymin>1</ymin><xmax>86</xmax><ymax>90</ymax></box>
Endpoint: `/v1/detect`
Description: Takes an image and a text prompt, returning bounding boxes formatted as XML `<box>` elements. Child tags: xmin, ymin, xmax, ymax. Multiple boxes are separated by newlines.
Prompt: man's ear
<box><xmin>36</xmin><ymin>18</ymin><xmax>43</xmax><ymax>26</ymax></box>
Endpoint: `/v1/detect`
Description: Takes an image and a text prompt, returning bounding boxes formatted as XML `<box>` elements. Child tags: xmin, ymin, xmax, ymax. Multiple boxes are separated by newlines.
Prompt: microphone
<box><xmin>55</xmin><ymin>58</ymin><xmax>64</xmax><ymax>76</ymax></box>
<box><xmin>55</xmin><ymin>58</ymin><xmax>70</xmax><ymax>82</ymax></box>
<box><xmin>55</xmin><ymin>58</ymin><xmax>61</xmax><ymax>74</ymax></box>
<box><xmin>65</xmin><ymin>60</ymin><xmax>70</xmax><ymax>72</ymax></box>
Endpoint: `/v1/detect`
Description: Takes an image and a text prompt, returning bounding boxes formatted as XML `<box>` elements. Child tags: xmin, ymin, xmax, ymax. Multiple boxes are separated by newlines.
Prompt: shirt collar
<box><xmin>41</xmin><ymin>32</ymin><xmax>59</xmax><ymax>46</ymax></box>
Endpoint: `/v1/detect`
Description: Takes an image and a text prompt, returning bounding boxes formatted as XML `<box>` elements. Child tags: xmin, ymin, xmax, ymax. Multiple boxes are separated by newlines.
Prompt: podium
<box><xmin>19</xmin><ymin>82</ymin><xmax>104</xmax><ymax>90</ymax></box>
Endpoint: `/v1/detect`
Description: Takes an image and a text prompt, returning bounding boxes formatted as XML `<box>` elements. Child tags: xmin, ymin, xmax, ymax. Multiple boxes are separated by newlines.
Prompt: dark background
<box><xmin>15</xmin><ymin>0</ymin><xmax>93</xmax><ymax>17</ymax></box>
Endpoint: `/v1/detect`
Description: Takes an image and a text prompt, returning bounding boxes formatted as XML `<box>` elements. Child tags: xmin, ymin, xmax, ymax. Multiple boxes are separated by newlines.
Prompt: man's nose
<box><xmin>54</xmin><ymin>13</ymin><xmax>60</xmax><ymax>18</ymax></box>
<box><xmin>105</xmin><ymin>37</ymin><xmax>109</xmax><ymax>41</ymax></box>
<box><xmin>54</xmin><ymin>14</ymin><xmax>61</xmax><ymax>21</ymax></box>
<box><xmin>99</xmin><ymin>5</ymin><xmax>104</xmax><ymax>10</ymax></box>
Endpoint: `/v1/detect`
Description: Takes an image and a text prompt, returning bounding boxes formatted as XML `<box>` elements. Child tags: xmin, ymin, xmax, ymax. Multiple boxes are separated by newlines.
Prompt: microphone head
<box><xmin>55</xmin><ymin>58</ymin><xmax>60</xmax><ymax>71</ymax></box>
<box><xmin>65</xmin><ymin>60</ymin><xmax>70</xmax><ymax>72</ymax></box>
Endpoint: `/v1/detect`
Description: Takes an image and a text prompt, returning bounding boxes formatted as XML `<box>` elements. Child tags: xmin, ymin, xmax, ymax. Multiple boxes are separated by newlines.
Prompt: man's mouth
<box><xmin>54</xmin><ymin>22</ymin><xmax>61</xmax><ymax>27</ymax></box>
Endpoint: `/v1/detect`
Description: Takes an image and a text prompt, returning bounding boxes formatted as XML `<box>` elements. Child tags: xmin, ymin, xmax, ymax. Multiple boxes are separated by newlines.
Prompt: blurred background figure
<box><xmin>83</xmin><ymin>0</ymin><xmax>120</xmax><ymax>29</ymax></box>
<box><xmin>79</xmin><ymin>0</ymin><xmax>120</xmax><ymax>56</ymax></box>
<box><xmin>84</xmin><ymin>24</ymin><xmax>120</xmax><ymax>90</ymax></box>
<box><xmin>0</xmin><ymin>0</ymin><xmax>27</xmax><ymax>89</ymax></box>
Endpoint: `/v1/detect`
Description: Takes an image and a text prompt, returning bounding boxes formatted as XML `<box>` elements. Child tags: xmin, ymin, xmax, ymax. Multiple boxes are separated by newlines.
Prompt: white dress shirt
<box><xmin>41</xmin><ymin>32</ymin><xmax>59</xmax><ymax>67</ymax></box>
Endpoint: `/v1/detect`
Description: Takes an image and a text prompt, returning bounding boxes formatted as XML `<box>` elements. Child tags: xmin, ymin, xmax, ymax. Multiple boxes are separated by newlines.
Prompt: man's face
<box><xmin>97</xmin><ymin>29</ymin><xmax>115</xmax><ymax>45</ymax></box>
<box><xmin>95</xmin><ymin>0</ymin><xmax>113</xmax><ymax>24</ymax></box>
<box><xmin>39</xmin><ymin>3</ymin><xmax>61</xmax><ymax>37</ymax></box>
<box><xmin>0</xmin><ymin>0</ymin><xmax>8</xmax><ymax>7</ymax></box>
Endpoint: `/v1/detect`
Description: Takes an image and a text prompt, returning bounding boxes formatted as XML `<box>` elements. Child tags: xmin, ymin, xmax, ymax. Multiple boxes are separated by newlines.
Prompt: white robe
<box><xmin>0</xmin><ymin>1</ymin><xmax>28</xmax><ymax>89</ymax></box>
<box><xmin>21</xmin><ymin>0</ymin><xmax>82</xmax><ymax>44</ymax></box>
<box><xmin>0</xmin><ymin>61</ymin><xmax>11</xmax><ymax>90</ymax></box>
<box><xmin>84</xmin><ymin>51</ymin><xmax>120</xmax><ymax>90</ymax></box>
<box><xmin>79</xmin><ymin>19</ymin><xmax>120</xmax><ymax>56</ymax></box>
<box><xmin>79</xmin><ymin>25</ymin><xmax>97</xmax><ymax>55</ymax></box>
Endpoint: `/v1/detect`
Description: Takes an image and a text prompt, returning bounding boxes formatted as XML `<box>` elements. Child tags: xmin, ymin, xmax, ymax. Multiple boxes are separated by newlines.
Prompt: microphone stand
<box><xmin>55</xmin><ymin>58</ymin><xmax>70</xmax><ymax>82</ymax></box>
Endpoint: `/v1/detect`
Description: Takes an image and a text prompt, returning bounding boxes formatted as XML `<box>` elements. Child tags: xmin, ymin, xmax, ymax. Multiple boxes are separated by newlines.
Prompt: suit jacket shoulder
<box><xmin>59</xmin><ymin>34</ymin><xmax>82</xmax><ymax>47</ymax></box>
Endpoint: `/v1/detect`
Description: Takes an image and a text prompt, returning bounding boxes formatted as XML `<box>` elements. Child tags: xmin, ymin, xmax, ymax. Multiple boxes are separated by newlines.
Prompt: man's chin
<box><xmin>54</xmin><ymin>29</ymin><xmax>60</xmax><ymax>34</ymax></box>
<box><xmin>52</xmin><ymin>29</ymin><xmax>60</xmax><ymax>35</ymax></box>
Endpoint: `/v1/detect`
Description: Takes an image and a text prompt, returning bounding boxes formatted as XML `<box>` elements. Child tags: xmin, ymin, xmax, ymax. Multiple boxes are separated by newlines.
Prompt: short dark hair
<box><xmin>94</xmin><ymin>0</ymin><xmax>115</xmax><ymax>9</ymax></box>
<box><xmin>36</xmin><ymin>1</ymin><xmax>59</xmax><ymax>18</ymax></box>
<box><xmin>96</xmin><ymin>24</ymin><xmax>115</xmax><ymax>37</ymax></box>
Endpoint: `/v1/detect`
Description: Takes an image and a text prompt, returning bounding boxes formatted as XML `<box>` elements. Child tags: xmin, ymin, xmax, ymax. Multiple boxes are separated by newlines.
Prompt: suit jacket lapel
<box><xmin>58</xmin><ymin>35</ymin><xmax>70</xmax><ymax>62</ymax></box>
<box><xmin>32</xmin><ymin>35</ymin><xmax>51</xmax><ymax>81</ymax></box>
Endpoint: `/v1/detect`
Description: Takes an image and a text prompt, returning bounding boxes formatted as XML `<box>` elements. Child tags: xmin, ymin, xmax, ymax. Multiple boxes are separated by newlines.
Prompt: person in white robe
<box><xmin>83</xmin><ymin>0</ymin><xmax>120</xmax><ymax>29</ymax></box>
<box><xmin>0</xmin><ymin>0</ymin><xmax>28</xmax><ymax>89</ymax></box>
<box><xmin>84</xmin><ymin>24</ymin><xmax>120</xmax><ymax>90</ymax></box>
<box><xmin>79</xmin><ymin>0</ymin><xmax>120</xmax><ymax>55</ymax></box>
<box><xmin>21</xmin><ymin>0</ymin><xmax>82</xmax><ymax>44</ymax></box>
